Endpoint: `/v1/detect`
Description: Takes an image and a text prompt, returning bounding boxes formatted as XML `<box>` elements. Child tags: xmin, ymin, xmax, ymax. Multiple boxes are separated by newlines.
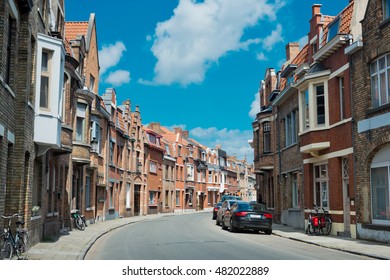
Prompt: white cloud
<box><xmin>105</xmin><ymin>70</ymin><xmax>131</xmax><ymax>86</ymax></box>
<box><xmin>190</xmin><ymin>127</ymin><xmax>254</xmax><ymax>162</ymax></box>
<box><xmin>148</xmin><ymin>0</ymin><xmax>283</xmax><ymax>86</ymax></box>
<box><xmin>99</xmin><ymin>41</ymin><xmax>127</xmax><ymax>74</ymax></box>
<box><xmin>256</xmin><ymin>52</ymin><xmax>267</xmax><ymax>61</ymax></box>
<box><xmin>249</xmin><ymin>91</ymin><xmax>260</xmax><ymax>119</ymax></box>
<box><xmin>262</xmin><ymin>24</ymin><xmax>283</xmax><ymax>51</ymax></box>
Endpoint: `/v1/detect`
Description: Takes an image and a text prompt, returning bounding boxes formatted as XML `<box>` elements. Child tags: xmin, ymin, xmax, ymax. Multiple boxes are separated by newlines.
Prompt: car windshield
<box><xmin>238</xmin><ymin>203</ymin><xmax>266</xmax><ymax>211</ymax></box>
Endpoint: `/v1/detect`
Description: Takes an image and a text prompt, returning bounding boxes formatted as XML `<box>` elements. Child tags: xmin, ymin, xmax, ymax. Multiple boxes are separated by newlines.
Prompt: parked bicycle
<box><xmin>71</xmin><ymin>209</ymin><xmax>86</xmax><ymax>230</ymax></box>
<box><xmin>306</xmin><ymin>204</ymin><xmax>332</xmax><ymax>236</ymax></box>
<box><xmin>0</xmin><ymin>214</ymin><xmax>29</xmax><ymax>260</ymax></box>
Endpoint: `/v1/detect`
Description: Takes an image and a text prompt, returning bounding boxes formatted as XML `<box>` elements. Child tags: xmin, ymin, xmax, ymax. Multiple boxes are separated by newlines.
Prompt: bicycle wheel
<box><xmin>307</xmin><ymin>223</ymin><xmax>314</xmax><ymax>234</ymax></box>
<box><xmin>76</xmin><ymin>217</ymin><xmax>86</xmax><ymax>230</ymax></box>
<box><xmin>322</xmin><ymin>217</ymin><xmax>332</xmax><ymax>236</ymax></box>
<box><xmin>0</xmin><ymin>240</ymin><xmax>13</xmax><ymax>260</ymax></box>
<box><xmin>16</xmin><ymin>232</ymin><xmax>29</xmax><ymax>260</ymax></box>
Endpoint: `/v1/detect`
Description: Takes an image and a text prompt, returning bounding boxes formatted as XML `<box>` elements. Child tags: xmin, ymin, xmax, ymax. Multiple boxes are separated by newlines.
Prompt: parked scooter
<box><xmin>71</xmin><ymin>209</ymin><xmax>86</xmax><ymax>230</ymax></box>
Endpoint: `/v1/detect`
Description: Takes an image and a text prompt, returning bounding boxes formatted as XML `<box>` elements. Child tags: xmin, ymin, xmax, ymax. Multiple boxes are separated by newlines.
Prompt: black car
<box><xmin>222</xmin><ymin>201</ymin><xmax>272</xmax><ymax>234</ymax></box>
<box><xmin>212</xmin><ymin>201</ymin><xmax>223</xmax><ymax>220</ymax></box>
<box><xmin>215</xmin><ymin>200</ymin><xmax>239</xmax><ymax>226</ymax></box>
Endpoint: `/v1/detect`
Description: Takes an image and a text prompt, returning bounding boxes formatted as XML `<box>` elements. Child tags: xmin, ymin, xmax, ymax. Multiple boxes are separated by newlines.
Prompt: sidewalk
<box><xmin>28</xmin><ymin>212</ymin><xmax>390</xmax><ymax>260</ymax></box>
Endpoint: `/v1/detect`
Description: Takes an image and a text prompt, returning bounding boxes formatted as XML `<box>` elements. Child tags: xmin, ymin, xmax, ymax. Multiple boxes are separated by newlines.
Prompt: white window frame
<box><xmin>186</xmin><ymin>164</ymin><xmax>194</xmax><ymax>181</ymax></box>
<box><xmin>76</xmin><ymin>103</ymin><xmax>86</xmax><ymax>142</ymax></box>
<box><xmin>285</xmin><ymin>111</ymin><xmax>297</xmax><ymax>147</ymax></box>
<box><xmin>314</xmin><ymin>163</ymin><xmax>329</xmax><ymax>209</ymax></box>
<box><xmin>149</xmin><ymin>161</ymin><xmax>157</xmax><ymax>174</ymax></box>
<box><xmin>298</xmin><ymin>79</ymin><xmax>329</xmax><ymax>133</ymax></box>
<box><xmin>126</xmin><ymin>183</ymin><xmax>131</xmax><ymax>209</ymax></box>
<box><xmin>149</xmin><ymin>191</ymin><xmax>157</xmax><ymax>205</ymax></box>
<box><xmin>370</xmin><ymin>54</ymin><xmax>390</xmax><ymax>108</ymax></box>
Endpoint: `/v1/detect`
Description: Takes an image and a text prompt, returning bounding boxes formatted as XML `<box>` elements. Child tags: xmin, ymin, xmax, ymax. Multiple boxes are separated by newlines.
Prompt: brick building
<box><xmin>144</xmin><ymin>128</ymin><xmax>164</xmax><ymax>214</ymax></box>
<box><xmin>273</xmin><ymin>43</ymin><xmax>305</xmax><ymax>228</ymax></box>
<box><xmin>252</xmin><ymin>68</ymin><xmax>279</xmax><ymax>219</ymax></box>
<box><xmin>0</xmin><ymin>0</ymin><xmax>36</xmax><ymax>241</ymax></box>
<box><xmin>348</xmin><ymin>0</ymin><xmax>390</xmax><ymax>242</ymax></box>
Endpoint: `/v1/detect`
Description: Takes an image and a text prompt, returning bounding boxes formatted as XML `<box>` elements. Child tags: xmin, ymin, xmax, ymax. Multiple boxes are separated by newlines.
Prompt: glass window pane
<box><xmin>371</xmin><ymin>167</ymin><xmax>389</xmax><ymax>221</ymax></box>
<box><xmin>40</xmin><ymin>76</ymin><xmax>49</xmax><ymax>108</ymax></box>
<box><xmin>370</xmin><ymin>61</ymin><xmax>377</xmax><ymax>74</ymax></box>
<box><xmin>380</xmin><ymin>72</ymin><xmax>387</xmax><ymax>105</ymax></box>
<box><xmin>371</xmin><ymin>75</ymin><xmax>380</xmax><ymax>107</ymax></box>
<box><xmin>379</xmin><ymin>56</ymin><xmax>386</xmax><ymax>70</ymax></box>
<box><xmin>322</xmin><ymin>182</ymin><xmax>328</xmax><ymax>208</ymax></box>
<box><xmin>41</xmin><ymin>52</ymin><xmax>48</xmax><ymax>71</ymax></box>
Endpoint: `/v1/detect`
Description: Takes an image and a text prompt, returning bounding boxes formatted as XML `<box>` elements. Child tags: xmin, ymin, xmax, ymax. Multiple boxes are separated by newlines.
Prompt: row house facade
<box><xmin>347</xmin><ymin>0</ymin><xmax>390</xmax><ymax>243</ymax></box>
<box><xmin>147</xmin><ymin>123</ymin><xmax>254</xmax><ymax>212</ymax></box>
<box><xmin>252</xmin><ymin>0</ymin><xmax>366</xmax><ymax>238</ymax></box>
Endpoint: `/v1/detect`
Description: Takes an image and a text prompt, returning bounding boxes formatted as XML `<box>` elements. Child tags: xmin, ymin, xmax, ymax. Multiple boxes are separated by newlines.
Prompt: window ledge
<box><xmin>362</xmin><ymin>223</ymin><xmax>390</xmax><ymax>231</ymax></box>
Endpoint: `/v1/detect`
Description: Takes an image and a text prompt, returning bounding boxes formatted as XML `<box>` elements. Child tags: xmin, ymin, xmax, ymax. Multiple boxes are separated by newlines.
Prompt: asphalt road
<box><xmin>85</xmin><ymin>212</ymin><xmax>372</xmax><ymax>260</ymax></box>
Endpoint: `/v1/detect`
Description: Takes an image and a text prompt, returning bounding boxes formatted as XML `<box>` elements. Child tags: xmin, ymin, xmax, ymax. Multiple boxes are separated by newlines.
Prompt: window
<box><xmin>315</xmin><ymin>84</ymin><xmax>325</xmax><ymax>125</ymax></box>
<box><xmin>149</xmin><ymin>161</ymin><xmax>157</xmax><ymax>173</ymax></box>
<box><xmin>165</xmin><ymin>165</ymin><xmax>169</xmax><ymax>179</ymax></box>
<box><xmin>186</xmin><ymin>189</ymin><xmax>193</xmax><ymax>206</ymax></box>
<box><xmin>165</xmin><ymin>190</ymin><xmax>169</xmax><ymax>207</ymax></box>
<box><xmin>76</xmin><ymin>103</ymin><xmax>86</xmax><ymax>142</ymax></box>
<box><xmin>314</xmin><ymin>164</ymin><xmax>329</xmax><ymax>209</ymax></box>
<box><xmin>109</xmin><ymin>183</ymin><xmax>114</xmax><ymax>208</ymax></box>
<box><xmin>91</xmin><ymin>121</ymin><xmax>100</xmax><ymax>153</ymax></box>
<box><xmin>148</xmin><ymin>133</ymin><xmax>157</xmax><ymax>144</ymax></box>
<box><xmin>110</xmin><ymin>141</ymin><xmax>114</xmax><ymax>164</ymax></box>
<box><xmin>384</xmin><ymin>0</ymin><xmax>390</xmax><ymax>20</ymax></box>
<box><xmin>292</xmin><ymin>173</ymin><xmax>299</xmax><ymax>208</ymax></box>
<box><xmin>165</xmin><ymin>144</ymin><xmax>170</xmax><ymax>156</ymax></box>
<box><xmin>126</xmin><ymin>183</ymin><xmax>131</xmax><ymax>209</ymax></box>
<box><xmin>176</xmin><ymin>190</ymin><xmax>180</xmax><ymax>206</ymax></box>
<box><xmin>178</xmin><ymin>145</ymin><xmax>182</xmax><ymax>156</ymax></box>
<box><xmin>371</xmin><ymin>144</ymin><xmax>390</xmax><ymax>224</ymax></box>
<box><xmin>208</xmin><ymin>171</ymin><xmax>213</xmax><ymax>183</ymax></box>
<box><xmin>339</xmin><ymin>77</ymin><xmax>345</xmax><ymax>120</ymax></box>
<box><xmin>6</xmin><ymin>16</ymin><xmax>15</xmax><ymax>85</ymax></box>
<box><xmin>327</xmin><ymin>17</ymin><xmax>340</xmax><ymax>42</ymax></box>
<box><xmin>370</xmin><ymin>54</ymin><xmax>390</xmax><ymax>108</ymax></box>
<box><xmin>149</xmin><ymin>191</ymin><xmax>157</xmax><ymax>205</ymax></box>
<box><xmin>285</xmin><ymin>111</ymin><xmax>297</xmax><ymax>147</ymax></box>
<box><xmin>302</xmin><ymin>88</ymin><xmax>310</xmax><ymax>129</ymax></box>
<box><xmin>187</xmin><ymin>164</ymin><xmax>194</xmax><ymax>181</ymax></box>
<box><xmin>40</xmin><ymin>50</ymin><xmax>52</xmax><ymax>109</ymax></box>
<box><xmin>311</xmin><ymin>42</ymin><xmax>317</xmax><ymax>55</ymax></box>
<box><xmin>263</xmin><ymin>122</ymin><xmax>271</xmax><ymax>153</ymax></box>
<box><xmin>89</xmin><ymin>74</ymin><xmax>95</xmax><ymax>93</ymax></box>
<box><xmin>85</xmin><ymin>176</ymin><xmax>91</xmax><ymax>208</ymax></box>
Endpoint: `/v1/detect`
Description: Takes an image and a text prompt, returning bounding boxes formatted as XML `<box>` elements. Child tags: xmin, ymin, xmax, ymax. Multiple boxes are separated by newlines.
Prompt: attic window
<box><xmin>327</xmin><ymin>17</ymin><xmax>340</xmax><ymax>42</ymax></box>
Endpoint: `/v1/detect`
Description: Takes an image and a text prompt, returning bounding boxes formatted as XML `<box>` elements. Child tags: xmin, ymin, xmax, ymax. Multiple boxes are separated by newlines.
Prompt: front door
<box><xmin>134</xmin><ymin>185</ymin><xmax>140</xmax><ymax>216</ymax></box>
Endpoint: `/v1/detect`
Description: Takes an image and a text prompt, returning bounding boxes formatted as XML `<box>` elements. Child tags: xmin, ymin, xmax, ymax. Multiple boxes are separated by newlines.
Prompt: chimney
<box><xmin>312</xmin><ymin>4</ymin><xmax>322</xmax><ymax>17</ymax></box>
<box><xmin>149</xmin><ymin>122</ymin><xmax>161</xmax><ymax>132</ymax></box>
<box><xmin>182</xmin><ymin>130</ymin><xmax>189</xmax><ymax>139</ymax></box>
<box><xmin>285</xmin><ymin>42</ymin><xmax>300</xmax><ymax>61</ymax></box>
<box><xmin>174</xmin><ymin>127</ymin><xmax>182</xmax><ymax>134</ymax></box>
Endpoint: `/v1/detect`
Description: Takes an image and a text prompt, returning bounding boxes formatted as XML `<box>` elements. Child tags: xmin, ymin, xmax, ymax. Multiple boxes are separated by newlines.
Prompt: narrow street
<box><xmin>85</xmin><ymin>212</ymin><xmax>372</xmax><ymax>260</ymax></box>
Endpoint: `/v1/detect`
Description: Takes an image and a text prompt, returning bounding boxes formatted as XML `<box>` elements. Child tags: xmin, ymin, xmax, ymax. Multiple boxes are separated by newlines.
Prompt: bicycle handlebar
<box><xmin>1</xmin><ymin>214</ymin><xmax>23</xmax><ymax>219</ymax></box>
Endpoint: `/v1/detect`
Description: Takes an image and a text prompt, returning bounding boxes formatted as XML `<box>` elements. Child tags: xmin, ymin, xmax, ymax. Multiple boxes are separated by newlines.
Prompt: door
<box><xmin>134</xmin><ymin>185</ymin><xmax>141</xmax><ymax>216</ymax></box>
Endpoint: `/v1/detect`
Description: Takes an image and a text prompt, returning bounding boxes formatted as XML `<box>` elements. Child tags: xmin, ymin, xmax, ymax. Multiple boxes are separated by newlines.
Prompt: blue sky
<box><xmin>65</xmin><ymin>0</ymin><xmax>350</xmax><ymax>162</ymax></box>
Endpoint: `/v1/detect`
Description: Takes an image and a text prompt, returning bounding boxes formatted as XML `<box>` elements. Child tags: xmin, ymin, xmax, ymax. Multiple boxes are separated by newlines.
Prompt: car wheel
<box><xmin>215</xmin><ymin>218</ymin><xmax>220</xmax><ymax>226</ymax></box>
<box><xmin>229</xmin><ymin>219</ymin><xmax>236</xmax><ymax>232</ymax></box>
<box><xmin>264</xmin><ymin>229</ymin><xmax>272</xmax><ymax>235</ymax></box>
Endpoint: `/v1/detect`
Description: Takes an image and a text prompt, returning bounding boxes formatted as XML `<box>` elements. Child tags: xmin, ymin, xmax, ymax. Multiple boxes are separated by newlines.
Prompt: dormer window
<box><xmin>327</xmin><ymin>17</ymin><xmax>340</xmax><ymax>42</ymax></box>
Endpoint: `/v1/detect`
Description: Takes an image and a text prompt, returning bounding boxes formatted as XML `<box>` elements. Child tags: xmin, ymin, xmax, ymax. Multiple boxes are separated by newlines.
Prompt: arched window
<box><xmin>370</xmin><ymin>144</ymin><xmax>390</xmax><ymax>224</ymax></box>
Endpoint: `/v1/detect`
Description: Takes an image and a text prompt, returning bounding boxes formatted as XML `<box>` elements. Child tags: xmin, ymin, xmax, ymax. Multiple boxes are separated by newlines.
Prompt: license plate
<box><xmin>250</xmin><ymin>214</ymin><xmax>261</xmax><ymax>218</ymax></box>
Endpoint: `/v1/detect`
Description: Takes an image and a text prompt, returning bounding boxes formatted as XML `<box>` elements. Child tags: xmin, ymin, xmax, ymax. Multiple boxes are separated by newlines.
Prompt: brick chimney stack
<box><xmin>285</xmin><ymin>42</ymin><xmax>300</xmax><ymax>61</ymax></box>
<box><xmin>182</xmin><ymin>130</ymin><xmax>189</xmax><ymax>139</ymax></box>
